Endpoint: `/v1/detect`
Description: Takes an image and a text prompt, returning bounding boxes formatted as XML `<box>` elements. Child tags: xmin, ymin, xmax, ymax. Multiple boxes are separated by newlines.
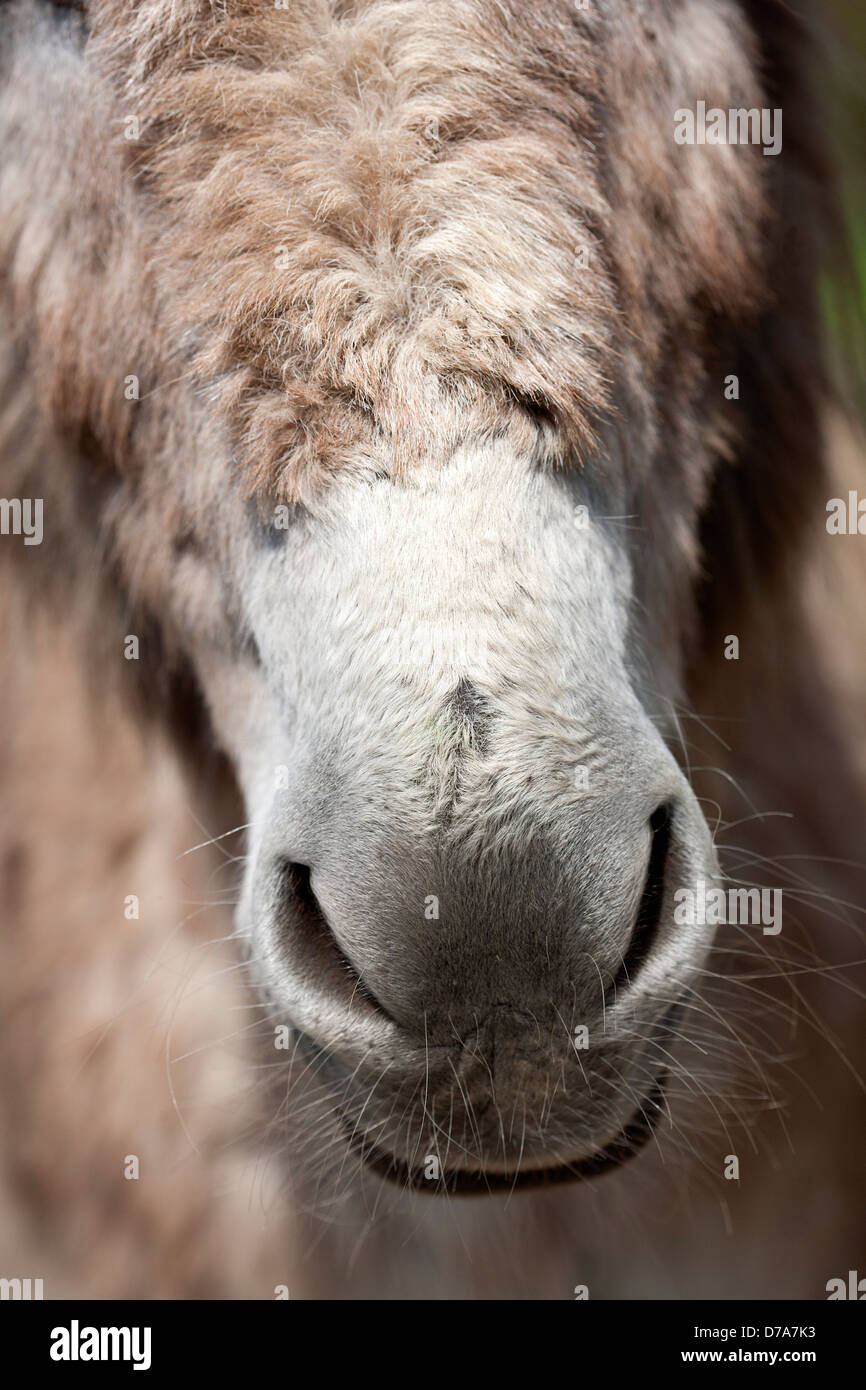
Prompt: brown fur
<box><xmin>6</xmin><ymin>0</ymin><xmax>773</xmax><ymax>499</ymax></box>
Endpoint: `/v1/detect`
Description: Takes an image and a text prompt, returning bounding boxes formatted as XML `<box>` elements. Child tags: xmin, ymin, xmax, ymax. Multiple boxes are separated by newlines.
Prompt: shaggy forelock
<box><xmin>78</xmin><ymin>0</ymin><xmax>768</xmax><ymax>502</ymax></box>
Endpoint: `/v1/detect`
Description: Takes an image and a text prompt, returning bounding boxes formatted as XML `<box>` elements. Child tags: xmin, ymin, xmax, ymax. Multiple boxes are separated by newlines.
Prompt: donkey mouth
<box><xmin>340</xmin><ymin>1074</ymin><xmax>669</xmax><ymax>1196</ymax></box>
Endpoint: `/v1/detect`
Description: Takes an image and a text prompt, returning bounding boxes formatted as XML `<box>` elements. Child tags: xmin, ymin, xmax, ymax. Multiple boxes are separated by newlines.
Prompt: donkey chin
<box><xmin>207</xmin><ymin>444</ymin><xmax>721</xmax><ymax>1195</ymax></box>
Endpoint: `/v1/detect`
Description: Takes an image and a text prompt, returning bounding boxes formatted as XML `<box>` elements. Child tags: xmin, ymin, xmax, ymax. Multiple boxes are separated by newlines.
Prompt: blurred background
<box><xmin>822</xmin><ymin>0</ymin><xmax>866</xmax><ymax>413</ymax></box>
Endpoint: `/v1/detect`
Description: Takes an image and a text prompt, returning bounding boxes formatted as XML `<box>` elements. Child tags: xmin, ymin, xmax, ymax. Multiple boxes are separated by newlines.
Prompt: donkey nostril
<box><xmin>280</xmin><ymin>861</ymin><xmax>389</xmax><ymax>1015</ymax></box>
<box><xmin>613</xmin><ymin>803</ymin><xmax>672</xmax><ymax>993</ymax></box>
<box><xmin>285</xmin><ymin>861</ymin><xmax>321</xmax><ymax>921</ymax></box>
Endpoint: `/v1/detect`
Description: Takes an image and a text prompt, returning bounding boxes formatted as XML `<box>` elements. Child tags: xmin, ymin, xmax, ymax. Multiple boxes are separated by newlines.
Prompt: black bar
<box><xmin>3</xmin><ymin>1299</ymin><xmax>861</xmax><ymax>1375</ymax></box>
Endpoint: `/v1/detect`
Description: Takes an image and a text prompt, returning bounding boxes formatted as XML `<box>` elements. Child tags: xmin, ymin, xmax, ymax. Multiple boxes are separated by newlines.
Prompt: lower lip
<box><xmin>339</xmin><ymin>1073</ymin><xmax>669</xmax><ymax>1195</ymax></box>
<box><xmin>296</xmin><ymin>1002</ymin><xmax>681</xmax><ymax>1195</ymax></box>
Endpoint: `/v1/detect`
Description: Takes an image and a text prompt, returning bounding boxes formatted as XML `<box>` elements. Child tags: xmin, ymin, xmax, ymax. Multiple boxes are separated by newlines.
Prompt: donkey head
<box><xmin>0</xmin><ymin>0</ymin><xmax>824</xmax><ymax>1189</ymax></box>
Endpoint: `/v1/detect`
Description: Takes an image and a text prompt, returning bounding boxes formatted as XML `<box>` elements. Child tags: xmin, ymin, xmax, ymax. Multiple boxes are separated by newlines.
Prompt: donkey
<box><xmin>1</xmin><ymin>0</ymin><xmax>864</xmax><ymax>1298</ymax></box>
